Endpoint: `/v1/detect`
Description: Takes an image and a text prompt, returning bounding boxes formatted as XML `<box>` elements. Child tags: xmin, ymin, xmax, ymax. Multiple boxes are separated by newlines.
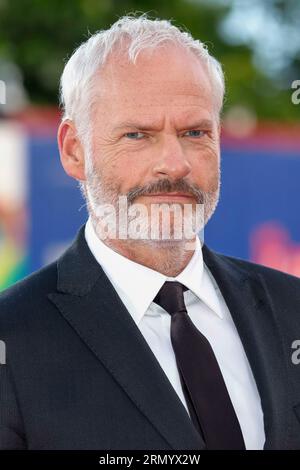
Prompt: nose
<box><xmin>152</xmin><ymin>135</ymin><xmax>192</xmax><ymax>180</ymax></box>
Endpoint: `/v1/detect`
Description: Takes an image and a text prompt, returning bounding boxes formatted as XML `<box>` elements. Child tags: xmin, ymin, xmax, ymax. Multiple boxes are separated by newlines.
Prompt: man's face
<box><xmin>84</xmin><ymin>44</ymin><xmax>221</xmax><ymax>243</ymax></box>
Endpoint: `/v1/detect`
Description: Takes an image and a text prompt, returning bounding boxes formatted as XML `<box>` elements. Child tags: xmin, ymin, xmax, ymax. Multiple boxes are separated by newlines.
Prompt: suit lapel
<box><xmin>202</xmin><ymin>244</ymin><xmax>290</xmax><ymax>449</ymax></box>
<box><xmin>48</xmin><ymin>225</ymin><xmax>204</xmax><ymax>450</ymax></box>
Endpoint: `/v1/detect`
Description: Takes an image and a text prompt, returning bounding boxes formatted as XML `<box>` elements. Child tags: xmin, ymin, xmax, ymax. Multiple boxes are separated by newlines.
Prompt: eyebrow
<box><xmin>113</xmin><ymin>119</ymin><xmax>213</xmax><ymax>132</ymax></box>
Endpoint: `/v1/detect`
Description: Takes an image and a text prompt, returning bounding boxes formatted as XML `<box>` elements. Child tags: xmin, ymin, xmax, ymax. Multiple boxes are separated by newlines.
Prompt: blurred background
<box><xmin>0</xmin><ymin>0</ymin><xmax>300</xmax><ymax>291</ymax></box>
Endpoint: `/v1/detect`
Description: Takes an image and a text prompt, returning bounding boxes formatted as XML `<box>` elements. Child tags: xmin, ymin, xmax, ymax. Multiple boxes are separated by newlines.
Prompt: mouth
<box><xmin>141</xmin><ymin>193</ymin><xmax>195</xmax><ymax>201</ymax></box>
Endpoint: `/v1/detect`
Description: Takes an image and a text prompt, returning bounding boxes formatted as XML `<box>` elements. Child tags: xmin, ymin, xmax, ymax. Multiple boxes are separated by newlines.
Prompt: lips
<box><xmin>144</xmin><ymin>193</ymin><xmax>194</xmax><ymax>198</ymax></box>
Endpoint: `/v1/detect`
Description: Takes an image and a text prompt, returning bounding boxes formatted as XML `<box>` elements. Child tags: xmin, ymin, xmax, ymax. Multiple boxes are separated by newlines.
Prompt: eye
<box><xmin>183</xmin><ymin>130</ymin><xmax>206</xmax><ymax>138</ymax></box>
<box><xmin>124</xmin><ymin>132</ymin><xmax>146</xmax><ymax>140</ymax></box>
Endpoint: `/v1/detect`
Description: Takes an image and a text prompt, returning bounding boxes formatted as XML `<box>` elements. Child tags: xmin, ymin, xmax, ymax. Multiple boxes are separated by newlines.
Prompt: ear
<box><xmin>57</xmin><ymin>119</ymin><xmax>86</xmax><ymax>181</ymax></box>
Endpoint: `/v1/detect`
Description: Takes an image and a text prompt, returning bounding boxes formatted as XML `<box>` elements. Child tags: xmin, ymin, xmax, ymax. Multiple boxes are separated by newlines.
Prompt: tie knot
<box><xmin>153</xmin><ymin>281</ymin><xmax>188</xmax><ymax>315</ymax></box>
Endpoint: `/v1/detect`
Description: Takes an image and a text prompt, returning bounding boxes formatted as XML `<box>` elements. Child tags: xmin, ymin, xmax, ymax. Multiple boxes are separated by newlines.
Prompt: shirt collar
<box><xmin>85</xmin><ymin>217</ymin><xmax>223</xmax><ymax>324</ymax></box>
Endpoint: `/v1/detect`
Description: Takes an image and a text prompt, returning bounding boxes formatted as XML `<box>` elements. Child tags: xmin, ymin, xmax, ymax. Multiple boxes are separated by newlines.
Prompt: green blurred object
<box><xmin>0</xmin><ymin>234</ymin><xmax>28</xmax><ymax>291</ymax></box>
<box><xmin>0</xmin><ymin>257</ymin><xmax>28</xmax><ymax>291</ymax></box>
<box><xmin>0</xmin><ymin>0</ymin><xmax>299</xmax><ymax>121</ymax></box>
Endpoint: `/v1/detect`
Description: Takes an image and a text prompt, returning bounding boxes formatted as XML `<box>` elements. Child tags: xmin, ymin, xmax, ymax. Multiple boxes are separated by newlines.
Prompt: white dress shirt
<box><xmin>85</xmin><ymin>217</ymin><xmax>265</xmax><ymax>449</ymax></box>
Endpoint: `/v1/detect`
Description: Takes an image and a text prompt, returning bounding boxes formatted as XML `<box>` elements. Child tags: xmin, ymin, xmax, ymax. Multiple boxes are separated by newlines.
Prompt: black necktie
<box><xmin>153</xmin><ymin>281</ymin><xmax>246</xmax><ymax>450</ymax></box>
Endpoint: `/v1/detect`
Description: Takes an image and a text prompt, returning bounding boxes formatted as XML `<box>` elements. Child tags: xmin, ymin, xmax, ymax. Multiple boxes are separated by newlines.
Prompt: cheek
<box><xmin>94</xmin><ymin>147</ymin><xmax>119</xmax><ymax>170</ymax></box>
<box><xmin>192</xmin><ymin>146</ymin><xmax>219</xmax><ymax>188</ymax></box>
<box><xmin>109</xmin><ymin>142</ymin><xmax>153</xmax><ymax>170</ymax></box>
<box><xmin>94</xmin><ymin>144</ymin><xmax>145</xmax><ymax>193</ymax></box>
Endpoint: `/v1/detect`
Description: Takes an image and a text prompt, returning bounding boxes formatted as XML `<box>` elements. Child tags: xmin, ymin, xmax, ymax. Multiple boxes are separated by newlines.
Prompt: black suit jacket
<box><xmin>1</xmin><ymin>224</ymin><xmax>300</xmax><ymax>450</ymax></box>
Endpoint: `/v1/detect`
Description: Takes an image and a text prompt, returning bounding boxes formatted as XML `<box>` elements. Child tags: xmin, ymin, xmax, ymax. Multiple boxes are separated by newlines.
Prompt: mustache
<box><xmin>126</xmin><ymin>179</ymin><xmax>205</xmax><ymax>205</ymax></box>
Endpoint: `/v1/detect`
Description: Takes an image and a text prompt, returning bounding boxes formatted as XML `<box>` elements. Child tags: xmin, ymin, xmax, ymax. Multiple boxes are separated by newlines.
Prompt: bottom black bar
<box><xmin>0</xmin><ymin>450</ymin><xmax>299</xmax><ymax>467</ymax></box>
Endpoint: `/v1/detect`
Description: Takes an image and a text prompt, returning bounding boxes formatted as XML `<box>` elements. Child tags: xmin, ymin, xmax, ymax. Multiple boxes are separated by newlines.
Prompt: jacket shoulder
<box><xmin>211</xmin><ymin>249</ymin><xmax>300</xmax><ymax>299</ymax></box>
<box><xmin>222</xmin><ymin>251</ymin><xmax>300</xmax><ymax>281</ymax></box>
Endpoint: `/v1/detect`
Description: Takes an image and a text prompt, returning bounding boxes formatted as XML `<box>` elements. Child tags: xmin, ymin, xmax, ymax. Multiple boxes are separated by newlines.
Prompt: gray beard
<box><xmin>81</xmin><ymin>153</ymin><xmax>220</xmax><ymax>249</ymax></box>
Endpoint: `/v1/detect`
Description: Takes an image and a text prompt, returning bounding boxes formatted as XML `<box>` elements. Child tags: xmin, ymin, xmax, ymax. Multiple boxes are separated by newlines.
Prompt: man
<box><xmin>0</xmin><ymin>14</ymin><xmax>300</xmax><ymax>450</ymax></box>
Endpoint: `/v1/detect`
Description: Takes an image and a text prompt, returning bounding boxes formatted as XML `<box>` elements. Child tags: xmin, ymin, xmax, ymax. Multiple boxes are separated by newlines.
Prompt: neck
<box><xmin>92</xmin><ymin>219</ymin><xmax>196</xmax><ymax>277</ymax></box>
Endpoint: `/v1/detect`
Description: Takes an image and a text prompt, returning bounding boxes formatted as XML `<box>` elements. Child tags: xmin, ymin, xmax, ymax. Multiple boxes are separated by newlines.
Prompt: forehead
<box><xmin>92</xmin><ymin>44</ymin><xmax>214</xmax><ymax>124</ymax></box>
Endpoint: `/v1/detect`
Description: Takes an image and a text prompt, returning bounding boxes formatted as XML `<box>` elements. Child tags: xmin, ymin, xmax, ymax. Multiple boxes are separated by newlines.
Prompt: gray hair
<box><xmin>59</xmin><ymin>13</ymin><xmax>225</xmax><ymax>148</ymax></box>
